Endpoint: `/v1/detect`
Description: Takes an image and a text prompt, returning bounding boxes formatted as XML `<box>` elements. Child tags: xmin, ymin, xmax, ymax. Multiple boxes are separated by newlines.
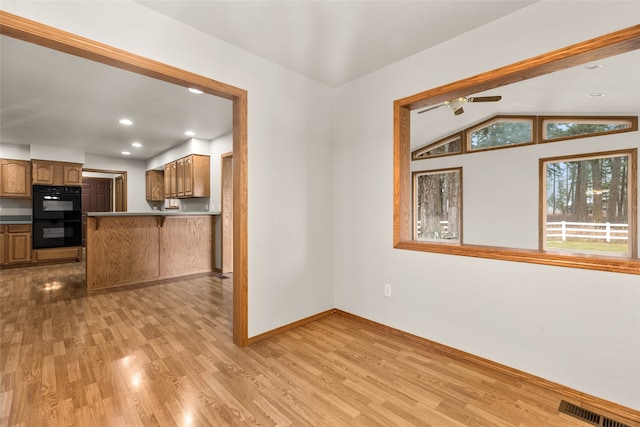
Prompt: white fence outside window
<box><xmin>546</xmin><ymin>221</ymin><xmax>629</xmax><ymax>242</ymax></box>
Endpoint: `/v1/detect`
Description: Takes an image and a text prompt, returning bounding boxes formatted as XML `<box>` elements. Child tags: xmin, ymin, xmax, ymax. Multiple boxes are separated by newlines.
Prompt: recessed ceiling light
<box><xmin>121</xmin><ymin>151</ymin><xmax>131</xmax><ymax>155</ymax></box>
<box><xmin>188</xmin><ymin>88</ymin><xmax>204</xmax><ymax>94</ymax></box>
<box><xmin>184</xmin><ymin>130</ymin><xmax>195</xmax><ymax>136</ymax></box>
<box><xmin>586</xmin><ymin>93</ymin><xmax>605</xmax><ymax>98</ymax></box>
<box><xmin>584</xmin><ymin>63</ymin><xmax>602</xmax><ymax>70</ymax></box>
<box><xmin>119</xmin><ymin>118</ymin><xmax>133</xmax><ymax>126</ymax></box>
<box><xmin>132</xmin><ymin>142</ymin><xmax>142</xmax><ymax>148</ymax></box>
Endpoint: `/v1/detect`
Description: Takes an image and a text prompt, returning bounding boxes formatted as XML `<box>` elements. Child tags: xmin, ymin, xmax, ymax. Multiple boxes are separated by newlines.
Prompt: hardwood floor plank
<box><xmin>1</xmin><ymin>262</ymin><xmax>638</xmax><ymax>426</ymax></box>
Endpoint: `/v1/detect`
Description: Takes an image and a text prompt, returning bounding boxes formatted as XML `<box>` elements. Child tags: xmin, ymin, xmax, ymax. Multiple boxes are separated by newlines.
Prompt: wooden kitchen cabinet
<box><xmin>145</xmin><ymin>170</ymin><xmax>164</xmax><ymax>202</ymax></box>
<box><xmin>0</xmin><ymin>159</ymin><xmax>31</xmax><ymax>198</ymax></box>
<box><xmin>176</xmin><ymin>158</ymin><xmax>185</xmax><ymax>197</ymax></box>
<box><xmin>63</xmin><ymin>164</ymin><xmax>82</xmax><ymax>185</ymax></box>
<box><xmin>185</xmin><ymin>155</ymin><xmax>209</xmax><ymax>197</ymax></box>
<box><xmin>163</xmin><ymin>155</ymin><xmax>209</xmax><ymax>199</ymax></box>
<box><xmin>0</xmin><ymin>159</ymin><xmax>32</xmax><ymax>198</ymax></box>
<box><xmin>169</xmin><ymin>161</ymin><xmax>177</xmax><ymax>198</ymax></box>
<box><xmin>32</xmin><ymin>160</ymin><xmax>82</xmax><ymax>186</ymax></box>
<box><xmin>164</xmin><ymin>163</ymin><xmax>171</xmax><ymax>199</ymax></box>
<box><xmin>0</xmin><ymin>224</ymin><xmax>31</xmax><ymax>265</ymax></box>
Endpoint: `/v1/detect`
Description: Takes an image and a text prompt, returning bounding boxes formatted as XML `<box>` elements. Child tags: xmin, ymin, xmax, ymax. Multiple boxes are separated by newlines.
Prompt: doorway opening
<box><xmin>0</xmin><ymin>11</ymin><xmax>249</xmax><ymax>346</ymax></box>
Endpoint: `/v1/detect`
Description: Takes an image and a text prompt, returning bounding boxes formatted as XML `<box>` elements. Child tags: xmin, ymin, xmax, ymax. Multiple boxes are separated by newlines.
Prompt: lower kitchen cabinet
<box><xmin>0</xmin><ymin>224</ymin><xmax>31</xmax><ymax>266</ymax></box>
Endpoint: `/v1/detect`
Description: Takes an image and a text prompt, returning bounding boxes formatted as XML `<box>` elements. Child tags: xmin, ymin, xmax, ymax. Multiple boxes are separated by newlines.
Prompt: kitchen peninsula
<box><xmin>86</xmin><ymin>212</ymin><xmax>219</xmax><ymax>290</ymax></box>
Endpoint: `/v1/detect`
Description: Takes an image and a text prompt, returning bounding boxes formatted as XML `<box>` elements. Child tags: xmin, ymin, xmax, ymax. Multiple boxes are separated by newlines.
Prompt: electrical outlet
<box><xmin>384</xmin><ymin>284</ymin><xmax>392</xmax><ymax>297</ymax></box>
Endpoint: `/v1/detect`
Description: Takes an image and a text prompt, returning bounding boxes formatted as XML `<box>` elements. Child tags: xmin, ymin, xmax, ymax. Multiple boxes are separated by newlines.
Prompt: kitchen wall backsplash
<box><xmin>0</xmin><ymin>198</ymin><xmax>32</xmax><ymax>216</ymax></box>
<box><xmin>179</xmin><ymin>198</ymin><xmax>211</xmax><ymax>212</ymax></box>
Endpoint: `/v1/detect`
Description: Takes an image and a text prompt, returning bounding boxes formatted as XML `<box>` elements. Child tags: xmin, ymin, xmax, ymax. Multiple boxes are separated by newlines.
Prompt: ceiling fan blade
<box><xmin>417</xmin><ymin>103</ymin><xmax>445</xmax><ymax>114</ymax></box>
<box><xmin>467</xmin><ymin>95</ymin><xmax>502</xmax><ymax>103</ymax></box>
<box><xmin>454</xmin><ymin>107</ymin><xmax>464</xmax><ymax>116</ymax></box>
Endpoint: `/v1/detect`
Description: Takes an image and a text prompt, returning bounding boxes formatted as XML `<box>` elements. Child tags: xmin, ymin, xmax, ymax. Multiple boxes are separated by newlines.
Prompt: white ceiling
<box><xmin>1</xmin><ymin>1</ymin><xmax>637</xmax><ymax>161</ymax></box>
<box><xmin>0</xmin><ymin>35</ymin><xmax>233</xmax><ymax>161</ymax></box>
<box><xmin>136</xmin><ymin>0</ymin><xmax>537</xmax><ymax>87</ymax></box>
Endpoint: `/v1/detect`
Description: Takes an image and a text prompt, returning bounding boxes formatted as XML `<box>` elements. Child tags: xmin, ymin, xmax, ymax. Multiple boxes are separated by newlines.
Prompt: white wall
<box><xmin>0</xmin><ymin>143</ymin><xmax>30</xmax><ymax>160</ymax></box>
<box><xmin>333</xmin><ymin>1</ymin><xmax>640</xmax><ymax>411</ymax></box>
<box><xmin>0</xmin><ymin>1</ymin><xmax>335</xmax><ymax>336</ymax></box>
<box><xmin>410</xmin><ymin>132</ymin><xmax>639</xmax><ymax>249</ymax></box>
<box><xmin>30</xmin><ymin>144</ymin><xmax>85</xmax><ymax>164</ymax></box>
<box><xmin>146</xmin><ymin>137</ymin><xmax>212</xmax><ymax>170</ymax></box>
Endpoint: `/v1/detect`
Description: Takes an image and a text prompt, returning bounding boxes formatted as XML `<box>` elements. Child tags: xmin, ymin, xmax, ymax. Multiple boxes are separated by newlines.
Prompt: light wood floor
<box><xmin>0</xmin><ymin>262</ymin><xmax>636</xmax><ymax>426</ymax></box>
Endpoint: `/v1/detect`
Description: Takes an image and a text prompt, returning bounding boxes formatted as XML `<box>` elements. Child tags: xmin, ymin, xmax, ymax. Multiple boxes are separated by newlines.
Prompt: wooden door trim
<box><xmin>221</xmin><ymin>152</ymin><xmax>233</xmax><ymax>273</ymax></box>
<box><xmin>1</xmin><ymin>11</ymin><xmax>249</xmax><ymax>346</ymax></box>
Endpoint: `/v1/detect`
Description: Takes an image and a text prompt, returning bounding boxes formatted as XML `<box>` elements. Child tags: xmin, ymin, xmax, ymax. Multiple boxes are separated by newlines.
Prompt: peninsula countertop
<box><xmin>86</xmin><ymin>211</ymin><xmax>220</xmax><ymax>217</ymax></box>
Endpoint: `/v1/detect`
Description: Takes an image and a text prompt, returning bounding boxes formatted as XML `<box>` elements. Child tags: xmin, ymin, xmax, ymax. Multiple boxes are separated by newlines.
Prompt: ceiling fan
<box><xmin>417</xmin><ymin>95</ymin><xmax>502</xmax><ymax>116</ymax></box>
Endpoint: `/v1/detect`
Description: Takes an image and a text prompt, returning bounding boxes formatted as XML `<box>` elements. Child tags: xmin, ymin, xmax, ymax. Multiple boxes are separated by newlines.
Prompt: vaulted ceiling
<box><xmin>1</xmin><ymin>2</ymin><xmax>637</xmax><ymax>160</ymax></box>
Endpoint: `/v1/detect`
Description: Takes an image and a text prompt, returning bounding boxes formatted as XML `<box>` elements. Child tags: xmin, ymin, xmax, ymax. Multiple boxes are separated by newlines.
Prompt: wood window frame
<box><xmin>394</xmin><ymin>25</ymin><xmax>640</xmax><ymax>275</ymax></box>
<box><xmin>0</xmin><ymin>11</ymin><xmax>250</xmax><ymax>345</ymax></box>
<box><xmin>539</xmin><ymin>148</ymin><xmax>637</xmax><ymax>258</ymax></box>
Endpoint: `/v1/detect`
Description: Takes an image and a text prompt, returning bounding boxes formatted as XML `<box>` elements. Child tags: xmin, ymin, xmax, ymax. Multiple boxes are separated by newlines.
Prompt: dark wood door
<box><xmin>82</xmin><ymin>178</ymin><xmax>112</xmax><ymax>246</ymax></box>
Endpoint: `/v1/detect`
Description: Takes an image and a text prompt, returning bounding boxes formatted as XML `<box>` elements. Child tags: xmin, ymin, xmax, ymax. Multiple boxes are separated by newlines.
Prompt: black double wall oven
<box><xmin>32</xmin><ymin>185</ymin><xmax>82</xmax><ymax>249</ymax></box>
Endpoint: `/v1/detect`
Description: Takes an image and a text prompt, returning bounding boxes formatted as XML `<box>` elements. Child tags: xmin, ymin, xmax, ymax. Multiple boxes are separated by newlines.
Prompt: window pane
<box><xmin>468</xmin><ymin>119</ymin><xmax>533</xmax><ymax>150</ymax></box>
<box><xmin>412</xmin><ymin>135</ymin><xmax>462</xmax><ymax>160</ymax></box>
<box><xmin>544</xmin><ymin>153</ymin><xmax>630</xmax><ymax>256</ymax></box>
<box><xmin>544</xmin><ymin>118</ymin><xmax>632</xmax><ymax>141</ymax></box>
<box><xmin>414</xmin><ymin>169</ymin><xmax>461</xmax><ymax>242</ymax></box>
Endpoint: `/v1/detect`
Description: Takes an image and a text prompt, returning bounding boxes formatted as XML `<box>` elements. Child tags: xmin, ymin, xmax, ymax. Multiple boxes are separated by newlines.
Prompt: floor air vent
<box><xmin>558</xmin><ymin>401</ymin><xmax>631</xmax><ymax>427</ymax></box>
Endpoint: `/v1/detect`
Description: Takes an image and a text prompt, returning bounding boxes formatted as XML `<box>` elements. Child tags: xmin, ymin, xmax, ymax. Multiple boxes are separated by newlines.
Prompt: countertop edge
<box><xmin>86</xmin><ymin>212</ymin><xmax>221</xmax><ymax>217</ymax></box>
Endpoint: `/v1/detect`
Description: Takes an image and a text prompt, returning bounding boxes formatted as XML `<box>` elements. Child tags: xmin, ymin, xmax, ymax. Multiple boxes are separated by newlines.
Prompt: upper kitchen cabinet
<box><xmin>32</xmin><ymin>160</ymin><xmax>82</xmax><ymax>186</ymax></box>
<box><xmin>183</xmin><ymin>154</ymin><xmax>210</xmax><ymax>198</ymax></box>
<box><xmin>164</xmin><ymin>155</ymin><xmax>210</xmax><ymax>199</ymax></box>
<box><xmin>0</xmin><ymin>159</ymin><xmax>32</xmax><ymax>198</ymax></box>
<box><xmin>145</xmin><ymin>170</ymin><xmax>164</xmax><ymax>202</ymax></box>
<box><xmin>164</xmin><ymin>163</ymin><xmax>172</xmax><ymax>199</ymax></box>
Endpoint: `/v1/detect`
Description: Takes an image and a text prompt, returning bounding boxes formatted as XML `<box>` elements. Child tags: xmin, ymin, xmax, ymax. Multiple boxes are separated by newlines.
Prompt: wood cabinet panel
<box><xmin>164</xmin><ymin>164</ymin><xmax>171</xmax><ymax>199</ymax></box>
<box><xmin>63</xmin><ymin>165</ymin><xmax>82</xmax><ymax>185</ymax></box>
<box><xmin>86</xmin><ymin>216</ymin><xmax>160</xmax><ymax>290</ymax></box>
<box><xmin>32</xmin><ymin>160</ymin><xmax>83</xmax><ymax>186</ymax></box>
<box><xmin>32</xmin><ymin>247</ymin><xmax>82</xmax><ymax>262</ymax></box>
<box><xmin>176</xmin><ymin>158</ymin><xmax>185</xmax><ymax>197</ymax></box>
<box><xmin>0</xmin><ymin>227</ymin><xmax>6</xmax><ymax>265</ymax></box>
<box><xmin>8</xmin><ymin>232</ymin><xmax>31</xmax><ymax>264</ymax></box>
<box><xmin>0</xmin><ymin>159</ymin><xmax>31</xmax><ymax>198</ymax></box>
<box><xmin>1</xmin><ymin>224</ymin><xmax>32</xmax><ymax>265</ymax></box>
<box><xmin>145</xmin><ymin>170</ymin><xmax>164</xmax><ymax>202</ymax></box>
<box><xmin>169</xmin><ymin>162</ymin><xmax>177</xmax><ymax>198</ymax></box>
<box><xmin>159</xmin><ymin>216</ymin><xmax>213</xmax><ymax>277</ymax></box>
<box><xmin>86</xmin><ymin>215</ymin><xmax>215</xmax><ymax>290</ymax></box>
<box><xmin>32</xmin><ymin>162</ymin><xmax>56</xmax><ymax>184</ymax></box>
<box><xmin>183</xmin><ymin>156</ymin><xmax>193</xmax><ymax>197</ymax></box>
<box><xmin>188</xmin><ymin>155</ymin><xmax>210</xmax><ymax>198</ymax></box>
